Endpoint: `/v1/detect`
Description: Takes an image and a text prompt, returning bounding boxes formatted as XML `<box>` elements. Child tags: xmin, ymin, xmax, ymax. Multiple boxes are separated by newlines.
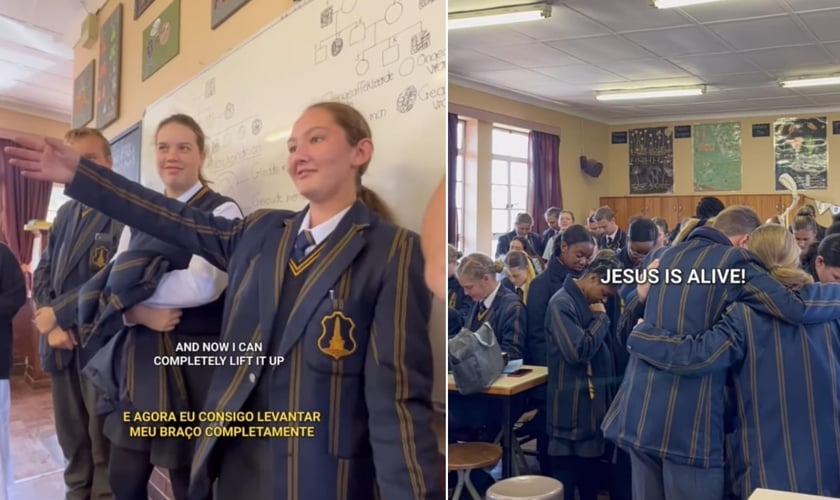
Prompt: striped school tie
<box><xmin>516</xmin><ymin>288</ymin><xmax>524</xmax><ymax>300</ymax></box>
<box><xmin>292</xmin><ymin>230</ymin><xmax>316</xmax><ymax>261</ymax></box>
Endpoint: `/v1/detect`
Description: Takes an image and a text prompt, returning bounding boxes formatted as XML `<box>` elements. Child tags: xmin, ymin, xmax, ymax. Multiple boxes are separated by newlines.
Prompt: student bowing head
<box><xmin>287</xmin><ymin>102</ymin><xmax>393</xmax><ymax>223</ymax></box>
<box><xmin>577</xmin><ymin>250</ymin><xmax>623</xmax><ymax>304</ymax></box>
<box><xmin>155</xmin><ymin>114</ymin><xmax>208</xmax><ymax>198</ymax></box>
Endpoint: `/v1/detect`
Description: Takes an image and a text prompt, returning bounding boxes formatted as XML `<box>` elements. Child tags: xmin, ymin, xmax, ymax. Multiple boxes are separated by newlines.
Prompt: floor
<box><xmin>8</xmin><ymin>376</ymin><xmax>65</xmax><ymax>499</ymax></box>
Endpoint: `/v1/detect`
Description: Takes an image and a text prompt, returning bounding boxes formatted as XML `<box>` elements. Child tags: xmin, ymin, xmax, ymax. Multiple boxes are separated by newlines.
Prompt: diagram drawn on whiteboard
<box><xmin>314</xmin><ymin>0</ymin><xmax>431</xmax><ymax>77</ymax></box>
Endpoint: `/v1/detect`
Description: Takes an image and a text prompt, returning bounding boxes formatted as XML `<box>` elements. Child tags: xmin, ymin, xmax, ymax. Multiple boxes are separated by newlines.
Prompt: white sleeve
<box><xmin>141</xmin><ymin>201</ymin><xmax>243</xmax><ymax>308</ymax></box>
<box><xmin>111</xmin><ymin>226</ymin><xmax>131</xmax><ymax>263</ymax></box>
<box><xmin>542</xmin><ymin>235</ymin><xmax>555</xmax><ymax>261</ymax></box>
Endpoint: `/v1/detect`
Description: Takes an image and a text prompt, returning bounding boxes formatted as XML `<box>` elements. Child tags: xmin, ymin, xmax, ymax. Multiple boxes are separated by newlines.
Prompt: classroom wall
<box><xmin>449</xmin><ymin>84</ymin><xmax>609</xmax><ymax>254</ymax></box>
<box><xmin>0</xmin><ymin>107</ymin><xmax>68</xmax><ymax>140</ymax></box>
<box><xmin>73</xmin><ymin>0</ymin><xmax>296</xmax><ymax>139</ymax></box>
<box><xmin>605</xmin><ymin>115</ymin><xmax>840</xmax><ymax>207</ymax></box>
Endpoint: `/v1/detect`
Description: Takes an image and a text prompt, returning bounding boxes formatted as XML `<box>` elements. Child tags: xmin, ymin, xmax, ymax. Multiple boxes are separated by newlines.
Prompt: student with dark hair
<box><xmin>524</xmin><ymin>225</ymin><xmax>595</xmax><ymax>474</ymax></box>
<box><xmin>510</xmin><ymin>235</ymin><xmax>544</xmax><ymax>273</ymax></box>
<box><xmin>546</xmin><ymin>250</ymin><xmax>623</xmax><ymax>500</ymax></box>
<box><xmin>812</xmin><ymin>233</ymin><xmax>840</xmax><ymax>283</ymax></box>
<box><xmin>615</xmin><ymin>218</ymin><xmax>660</xmax><ymax>304</ymax></box>
<box><xmin>696</xmin><ymin>196</ymin><xmax>725</xmax><ymax>220</ymax></box>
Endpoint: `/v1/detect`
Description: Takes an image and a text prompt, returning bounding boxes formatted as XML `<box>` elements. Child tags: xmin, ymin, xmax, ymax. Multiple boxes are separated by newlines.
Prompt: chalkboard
<box><xmin>110</xmin><ymin>121</ymin><xmax>141</xmax><ymax>182</ymax></box>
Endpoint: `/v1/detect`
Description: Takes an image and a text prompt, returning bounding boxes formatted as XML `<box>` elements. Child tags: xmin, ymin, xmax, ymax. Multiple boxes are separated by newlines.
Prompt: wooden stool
<box><xmin>486</xmin><ymin>475</ymin><xmax>564</xmax><ymax>499</ymax></box>
<box><xmin>448</xmin><ymin>442</ymin><xmax>502</xmax><ymax>500</ymax></box>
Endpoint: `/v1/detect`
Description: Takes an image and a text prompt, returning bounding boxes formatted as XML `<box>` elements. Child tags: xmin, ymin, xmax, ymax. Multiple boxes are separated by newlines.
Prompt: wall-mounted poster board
<box><xmin>110</xmin><ymin>121</ymin><xmax>142</xmax><ymax>182</ymax></box>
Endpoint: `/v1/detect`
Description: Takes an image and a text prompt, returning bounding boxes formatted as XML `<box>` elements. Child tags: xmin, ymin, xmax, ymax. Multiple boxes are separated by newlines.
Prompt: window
<box><xmin>454</xmin><ymin>119</ymin><xmax>466</xmax><ymax>251</ymax></box>
<box><xmin>491</xmin><ymin>125</ymin><xmax>530</xmax><ymax>253</ymax></box>
<box><xmin>46</xmin><ymin>184</ymin><xmax>71</xmax><ymax>223</ymax></box>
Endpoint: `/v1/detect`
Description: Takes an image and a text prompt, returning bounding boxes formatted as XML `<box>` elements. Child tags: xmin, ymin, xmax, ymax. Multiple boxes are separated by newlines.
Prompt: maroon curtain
<box><xmin>0</xmin><ymin>138</ymin><xmax>51</xmax><ymax>265</ymax></box>
<box><xmin>447</xmin><ymin>113</ymin><xmax>458</xmax><ymax>245</ymax></box>
<box><xmin>527</xmin><ymin>131</ymin><xmax>561</xmax><ymax>235</ymax></box>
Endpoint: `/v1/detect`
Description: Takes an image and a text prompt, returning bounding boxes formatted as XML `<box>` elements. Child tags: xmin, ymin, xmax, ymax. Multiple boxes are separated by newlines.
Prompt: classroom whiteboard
<box><xmin>139</xmin><ymin>0</ymin><xmax>446</xmax><ymax>404</ymax></box>
<box><xmin>140</xmin><ymin>0</ymin><xmax>446</xmax><ymax>233</ymax></box>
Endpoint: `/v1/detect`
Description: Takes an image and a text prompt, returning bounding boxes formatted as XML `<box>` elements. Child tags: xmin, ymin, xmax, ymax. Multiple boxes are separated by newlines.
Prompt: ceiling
<box><xmin>449</xmin><ymin>0</ymin><xmax>840</xmax><ymax>124</ymax></box>
<box><xmin>0</xmin><ymin>0</ymin><xmax>106</xmax><ymax>123</ymax></box>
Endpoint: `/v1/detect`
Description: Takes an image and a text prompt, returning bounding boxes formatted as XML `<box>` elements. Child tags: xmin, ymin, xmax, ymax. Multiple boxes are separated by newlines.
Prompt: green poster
<box><xmin>142</xmin><ymin>0</ymin><xmax>180</xmax><ymax>81</ymax></box>
<box><xmin>693</xmin><ymin>122</ymin><xmax>741</xmax><ymax>191</ymax></box>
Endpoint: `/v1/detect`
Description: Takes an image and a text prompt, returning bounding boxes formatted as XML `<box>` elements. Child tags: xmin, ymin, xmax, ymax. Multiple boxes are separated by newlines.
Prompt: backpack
<box><xmin>448</xmin><ymin>322</ymin><xmax>504</xmax><ymax>395</ymax></box>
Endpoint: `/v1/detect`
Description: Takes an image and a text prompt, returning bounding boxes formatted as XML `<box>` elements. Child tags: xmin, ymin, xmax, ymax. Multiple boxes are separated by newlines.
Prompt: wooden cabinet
<box><xmin>599</xmin><ymin>194</ymin><xmax>799</xmax><ymax>231</ymax></box>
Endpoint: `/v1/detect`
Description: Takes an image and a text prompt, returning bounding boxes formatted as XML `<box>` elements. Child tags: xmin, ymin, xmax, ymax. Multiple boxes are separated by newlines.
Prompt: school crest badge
<box><xmin>90</xmin><ymin>246</ymin><xmax>110</xmax><ymax>269</ymax></box>
<box><xmin>318</xmin><ymin>311</ymin><xmax>357</xmax><ymax>360</ymax></box>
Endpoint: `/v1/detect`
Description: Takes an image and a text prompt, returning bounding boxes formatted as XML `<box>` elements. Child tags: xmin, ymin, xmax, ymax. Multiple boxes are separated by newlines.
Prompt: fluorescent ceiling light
<box><xmin>779</xmin><ymin>76</ymin><xmax>840</xmax><ymax>88</ymax></box>
<box><xmin>595</xmin><ymin>86</ymin><xmax>706</xmax><ymax>101</ymax></box>
<box><xmin>651</xmin><ymin>0</ymin><xmax>725</xmax><ymax>8</ymax></box>
<box><xmin>449</xmin><ymin>3</ymin><xmax>551</xmax><ymax>30</ymax></box>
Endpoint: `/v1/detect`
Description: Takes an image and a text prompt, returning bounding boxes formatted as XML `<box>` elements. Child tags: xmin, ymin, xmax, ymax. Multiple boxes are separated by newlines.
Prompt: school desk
<box><xmin>448</xmin><ymin>365</ymin><xmax>549</xmax><ymax>478</ymax></box>
<box><xmin>749</xmin><ymin>489</ymin><xmax>837</xmax><ymax>499</ymax></box>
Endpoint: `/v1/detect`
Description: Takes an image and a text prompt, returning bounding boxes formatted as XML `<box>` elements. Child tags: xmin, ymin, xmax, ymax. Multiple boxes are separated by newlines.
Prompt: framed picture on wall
<box><xmin>96</xmin><ymin>4</ymin><xmax>123</xmax><ymax>129</ymax></box>
<box><xmin>109</xmin><ymin>121</ymin><xmax>142</xmax><ymax>182</ymax></box>
<box><xmin>142</xmin><ymin>0</ymin><xmax>181</xmax><ymax>81</ymax></box>
<box><xmin>135</xmin><ymin>0</ymin><xmax>155</xmax><ymax>19</ymax></box>
<box><xmin>72</xmin><ymin>61</ymin><xmax>95</xmax><ymax>128</ymax></box>
<box><xmin>211</xmin><ymin>0</ymin><xmax>251</xmax><ymax>29</ymax></box>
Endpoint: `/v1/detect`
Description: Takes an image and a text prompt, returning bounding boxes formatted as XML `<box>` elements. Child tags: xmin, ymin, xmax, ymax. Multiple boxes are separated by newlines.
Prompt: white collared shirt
<box><xmin>116</xmin><ymin>181</ymin><xmax>243</xmax><ymax>310</ymax></box>
<box><xmin>483</xmin><ymin>282</ymin><xmax>502</xmax><ymax>310</ymax></box>
<box><xmin>297</xmin><ymin>204</ymin><xmax>353</xmax><ymax>256</ymax></box>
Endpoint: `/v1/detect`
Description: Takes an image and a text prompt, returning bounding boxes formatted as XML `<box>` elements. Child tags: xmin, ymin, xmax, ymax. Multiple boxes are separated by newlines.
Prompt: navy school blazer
<box><xmin>65</xmin><ymin>159</ymin><xmax>442</xmax><ymax>500</ymax></box>
<box><xmin>602</xmin><ymin>225</ymin><xmax>840</xmax><ymax>468</ymax></box>
<box><xmin>630</xmin><ymin>302</ymin><xmax>840</xmax><ymax>498</ymax></box>
<box><xmin>32</xmin><ymin>200</ymin><xmax>122</xmax><ymax>372</ymax></box>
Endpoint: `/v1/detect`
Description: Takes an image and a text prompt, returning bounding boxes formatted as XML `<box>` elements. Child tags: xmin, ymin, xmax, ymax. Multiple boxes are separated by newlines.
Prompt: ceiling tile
<box><xmin>449</xmin><ymin>25</ymin><xmax>535</xmax><ymax>49</ymax></box>
<box><xmin>461</xmin><ymin>68</ymin><xmax>563</xmax><ymax>92</ymax></box>
<box><xmin>566</xmin><ymin>0</ymin><xmax>690</xmax><ymax>32</ymax></box>
<box><xmin>677</xmin><ymin>0</ymin><xmax>786</xmax><ymax>23</ymax></box>
<box><xmin>783</xmin><ymin>0</ymin><xmax>840</xmax><ymax>12</ymax></box>
<box><xmin>741</xmin><ymin>45</ymin><xmax>837</xmax><ymax>73</ymax></box>
<box><xmin>601</xmin><ymin>58</ymin><xmax>691</xmax><ymax>80</ymax></box>
<box><xmin>534</xmin><ymin>64</ymin><xmax>626</xmax><ymax>85</ymax></box>
<box><xmin>707</xmin><ymin>17</ymin><xmax>813</xmax><ymax>50</ymax></box>
<box><xmin>798</xmin><ymin>10</ymin><xmax>840</xmax><ymax>43</ymax></box>
<box><xmin>711</xmin><ymin>72</ymin><xmax>778</xmax><ymax>86</ymax></box>
<box><xmin>742</xmin><ymin>95</ymin><xmax>817</xmax><ymax>108</ymax></box>
<box><xmin>707</xmin><ymin>85</ymin><xmax>794</xmax><ymax>101</ymax></box>
<box><xmin>824</xmin><ymin>42</ymin><xmax>840</xmax><ymax>59</ymax></box>
<box><xmin>669</xmin><ymin>53</ymin><xmax>761</xmax><ymax>76</ymax></box>
<box><xmin>548</xmin><ymin>36</ymin><xmax>654</xmax><ymax>63</ymax></box>
<box><xmin>509</xmin><ymin>5</ymin><xmax>611</xmax><ymax>41</ymax></box>
<box><xmin>475</xmin><ymin>42</ymin><xmax>584</xmax><ymax>68</ymax></box>
<box><xmin>448</xmin><ymin>47</ymin><xmax>519</xmax><ymax>72</ymax></box>
<box><xmin>623</xmin><ymin>26</ymin><xmax>730</xmax><ymax>57</ymax></box>
<box><xmin>803</xmin><ymin>93</ymin><xmax>840</xmax><ymax>105</ymax></box>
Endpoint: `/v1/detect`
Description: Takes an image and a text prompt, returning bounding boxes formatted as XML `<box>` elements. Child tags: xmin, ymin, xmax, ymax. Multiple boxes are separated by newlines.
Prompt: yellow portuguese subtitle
<box><xmin>125</xmin><ymin>410</ymin><xmax>321</xmax><ymax>439</ymax></box>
